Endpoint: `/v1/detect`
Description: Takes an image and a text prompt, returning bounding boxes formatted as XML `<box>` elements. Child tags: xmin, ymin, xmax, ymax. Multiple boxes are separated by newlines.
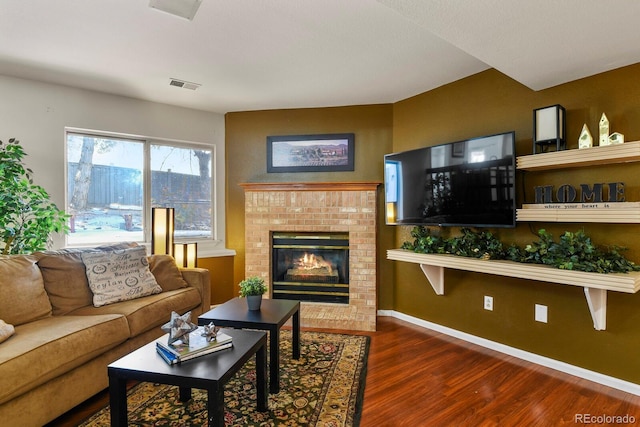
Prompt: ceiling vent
<box><xmin>149</xmin><ymin>0</ymin><xmax>202</xmax><ymax>21</ymax></box>
<box><xmin>169</xmin><ymin>78</ymin><xmax>201</xmax><ymax>90</ymax></box>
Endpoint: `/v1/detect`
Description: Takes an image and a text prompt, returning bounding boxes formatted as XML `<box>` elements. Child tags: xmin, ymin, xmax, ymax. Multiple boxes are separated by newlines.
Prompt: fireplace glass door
<box><xmin>272</xmin><ymin>232</ymin><xmax>349</xmax><ymax>304</ymax></box>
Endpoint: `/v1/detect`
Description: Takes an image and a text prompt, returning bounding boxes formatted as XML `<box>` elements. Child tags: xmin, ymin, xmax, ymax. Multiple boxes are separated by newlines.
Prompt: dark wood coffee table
<box><xmin>199</xmin><ymin>297</ymin><xmax>300</xmax><ymax>393</ymax></box>
<box><xmin>107</xmin><ymin>328</ymin><xmax>267</xmax><ymax>427</ymax></box>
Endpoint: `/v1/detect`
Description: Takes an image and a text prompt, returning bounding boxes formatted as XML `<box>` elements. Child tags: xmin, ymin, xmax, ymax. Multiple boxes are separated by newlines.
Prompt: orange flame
<box><xmin>296</xmin><ymin>253</ymin><xmax>333</xmax><ymax>273</ymax></box>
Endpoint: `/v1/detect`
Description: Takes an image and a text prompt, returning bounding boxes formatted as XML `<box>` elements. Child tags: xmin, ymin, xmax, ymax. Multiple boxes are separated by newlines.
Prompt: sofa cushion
<box><xmin>68</xmin><ymin>287</ymin><xmax>201</xmax><ymax>337</ymax></box>
<box><xmin>36</xmin><ymin>242</ymin><xmax>138</xmax><ymax>315</ymax></box>
<box><xmin>148</xmin><ymin>254</ymin><xmax>189</xmax><ymax>291</ymax></box>
<box><xmin>81</xmin><ymin>246</ymin><xmax>162</xmax><ymax>307</ymax></box>
<box><xmin>0</xmin><ymin>320</ymin><xmax>15</xmax><ymax>344</ymax></box>
<box><xmin>0</xmin><ymin>255</ymin><xmax>52</xmax><ymax>326</ymax></box>
<box><xmin>0</xmin><ymin>314</ymin><xmax>129</xmax><ymax>405</ymax></box>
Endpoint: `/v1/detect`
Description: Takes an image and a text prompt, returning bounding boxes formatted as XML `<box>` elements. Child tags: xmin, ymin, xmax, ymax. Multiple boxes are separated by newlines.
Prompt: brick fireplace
<box><xmin>241</xmin><ymin>182</ymin><xmax>379</xmax><ymax>331</ymax></box>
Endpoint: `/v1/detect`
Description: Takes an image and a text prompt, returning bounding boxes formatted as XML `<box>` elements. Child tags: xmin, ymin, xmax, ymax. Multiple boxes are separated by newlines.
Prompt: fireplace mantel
<box><xmin>240</xmin><ymin>182</ymin><xmax>380</xmax><ymax>192</ymax></box>
<box><xmin>242</xmin><ymin>181</ymin><xmax>379</xmax><ymax>331</ymax></box>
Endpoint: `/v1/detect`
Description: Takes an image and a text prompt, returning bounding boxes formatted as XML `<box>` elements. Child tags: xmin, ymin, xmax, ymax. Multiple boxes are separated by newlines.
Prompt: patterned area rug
<box><xmin>81</xmin><ymin>330</ymin><xmax>369</xmax><ymax>426</ymax></box>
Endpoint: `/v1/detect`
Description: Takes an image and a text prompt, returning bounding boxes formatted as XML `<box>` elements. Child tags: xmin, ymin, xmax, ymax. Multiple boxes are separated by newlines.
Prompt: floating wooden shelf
<box><xmin>387</xmin><ymin>249</ymin><xmax>640</xmax><ymax>330</ymax></box>
<box><xmin>516</xmin><ymin>203</ymin><xmax>640</xmax><ymax>223</ymax></box>
<box><xmin>516</xmin><ymin>142</ymin><xmax>640</xmax><ymax>222</ymax></box>
<box><xmin>517</xmin><ymin>140</ymin><xmax>640</xmax><ymax>171</ymax></box>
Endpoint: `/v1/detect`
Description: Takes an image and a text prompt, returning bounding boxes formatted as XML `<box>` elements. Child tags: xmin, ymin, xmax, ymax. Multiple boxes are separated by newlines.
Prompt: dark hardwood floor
<box><xmin>47</xmin><ymin>316</ymin><xmax>640</xmax><ymax>426</ymax></box>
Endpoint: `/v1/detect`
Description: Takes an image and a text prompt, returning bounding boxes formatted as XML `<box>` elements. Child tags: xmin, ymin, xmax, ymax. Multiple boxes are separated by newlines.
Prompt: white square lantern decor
<box><xmin>533</xmin><ymin>104</ymin><xmax>566</xmax><ymax>154</ymax></box>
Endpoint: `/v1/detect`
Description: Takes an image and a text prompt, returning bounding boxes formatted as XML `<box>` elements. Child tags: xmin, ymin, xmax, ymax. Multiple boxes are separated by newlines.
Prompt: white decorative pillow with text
<box><xmin>81</xmin><ymin>246</ymin><xmax>162</xmax><ymax>307</ymax></box>
<box><xmin>0</xmin><ymin>319</ymin><xmax>15</xmax><ymax>344</ymax></box>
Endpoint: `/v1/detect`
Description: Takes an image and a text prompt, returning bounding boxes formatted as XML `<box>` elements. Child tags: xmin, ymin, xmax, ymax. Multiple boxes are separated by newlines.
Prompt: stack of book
<box><xmin>155</xmin><ymin>327</ymin><xmax>233</xmax><ymax>365</ymax></box>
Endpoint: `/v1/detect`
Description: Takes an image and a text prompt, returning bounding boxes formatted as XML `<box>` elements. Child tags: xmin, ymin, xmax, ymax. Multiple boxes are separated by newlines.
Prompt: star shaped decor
<box><xmin>161</xmin><ymin>311</ymin><xmax>198</xmax><ymax>346</ymax></box>
<box><xmin>201</xmin><ymin>322</ymin><xmax>221</xmax><ymax>342</ymax></box>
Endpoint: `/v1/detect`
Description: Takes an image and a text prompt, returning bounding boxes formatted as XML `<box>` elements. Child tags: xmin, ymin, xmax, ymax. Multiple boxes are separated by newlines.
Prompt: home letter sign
<box><xmin>534</xmin><ymin>182</ymin><xmax>624</xmax><ymax>204</ymax></box>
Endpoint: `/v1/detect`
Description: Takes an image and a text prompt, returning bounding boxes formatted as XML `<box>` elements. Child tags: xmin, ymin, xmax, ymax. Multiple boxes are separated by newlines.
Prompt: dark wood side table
<box><xmin>198</xmin><ymin>297</ymin><xmax>300</xmax><ymax>393</ymax></box>
<box><xmin>107</xmin><ymin>328</ymin><xmax>267</xmax><ymax>427</ymax></box>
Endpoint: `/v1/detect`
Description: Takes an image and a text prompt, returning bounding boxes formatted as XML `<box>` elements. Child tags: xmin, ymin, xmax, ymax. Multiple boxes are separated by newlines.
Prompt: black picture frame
<box><xmin>267</xmin><ymin>133</ymin><xmax>355</xmax><ymax>173</ymax></box>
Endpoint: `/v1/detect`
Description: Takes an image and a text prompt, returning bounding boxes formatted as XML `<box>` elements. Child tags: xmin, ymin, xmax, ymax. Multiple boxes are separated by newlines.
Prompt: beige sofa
<box><xmin>0</xmin><ymin>243</ymin><xmax>211</xmax><ymax>426</ymax></box>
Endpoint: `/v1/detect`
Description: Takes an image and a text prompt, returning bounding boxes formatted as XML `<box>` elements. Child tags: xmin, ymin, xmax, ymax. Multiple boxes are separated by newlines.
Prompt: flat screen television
<box><xmin>384</xmin><ymin>131</ymin><xmax>516</xmax><ymax>227</ymax></box>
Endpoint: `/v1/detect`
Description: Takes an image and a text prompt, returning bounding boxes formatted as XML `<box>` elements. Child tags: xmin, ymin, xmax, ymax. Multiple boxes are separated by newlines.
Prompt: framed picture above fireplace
<box><xmin>266</xmin><ymin>133</ymin><xmax>355</xmax><ymax>173</ymax></box>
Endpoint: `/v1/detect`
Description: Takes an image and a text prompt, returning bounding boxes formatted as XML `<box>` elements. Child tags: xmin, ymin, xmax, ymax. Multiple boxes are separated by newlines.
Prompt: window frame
<box><xmin>64</xmin><ymin>128</ymin><xmax>221</xmax><ymax>251</ymax></box>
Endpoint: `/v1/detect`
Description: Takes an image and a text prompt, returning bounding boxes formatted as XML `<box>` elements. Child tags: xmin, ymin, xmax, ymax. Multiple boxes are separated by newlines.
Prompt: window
<box><xmin>66</xmin><ymin>131</ymin><xmax>213</xmax><ymax>246</ymax></box>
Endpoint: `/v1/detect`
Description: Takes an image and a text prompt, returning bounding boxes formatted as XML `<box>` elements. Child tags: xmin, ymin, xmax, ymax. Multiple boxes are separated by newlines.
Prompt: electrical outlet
<box><xmin>535</xmin><ymin>304</ymin><xmax>548</xmax><ymax>323</ymax></box>
<box><xmin>484</xmin><ymin>295</ymin><xmax>493</xmax><ymax>311</ymax></box>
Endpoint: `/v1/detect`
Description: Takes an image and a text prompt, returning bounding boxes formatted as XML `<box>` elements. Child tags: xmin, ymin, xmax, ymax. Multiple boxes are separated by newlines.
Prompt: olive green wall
<box><xmin>225</xmin><ymin>105</ymin><xmax>395</xmax><ymax>304</ymax></box>
<box><xmin>392</xmin><ymin>65</ymin><xmax>640</xmax><ymax>384</ymax></box>
<box><xmin>197</xmin><ymin>256</ymin><xmax>236</xmax><ymax>305</ymax></box>
<box><xmin>225</xmin><ymin>64</ymin><xmax>640</xmax><ymax>384</ymax></box>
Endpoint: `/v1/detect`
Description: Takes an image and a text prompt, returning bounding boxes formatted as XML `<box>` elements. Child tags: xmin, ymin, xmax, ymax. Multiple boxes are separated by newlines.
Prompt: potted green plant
<box><xmin>239</xmin><ymin>276</ymin><xmax>267</xmax><ymax>311</ymax></box>
<box><xmin>0</xmin><ymin>138</ymin><xmax>68</xmax><ymax>254</ymax></box>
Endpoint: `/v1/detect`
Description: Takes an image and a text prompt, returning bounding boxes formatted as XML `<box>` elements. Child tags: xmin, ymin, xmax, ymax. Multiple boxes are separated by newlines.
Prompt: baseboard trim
<box><xmin>377</xmin><ymin>309</ymin><xmax>640</xmax><ymax>396</ymax></box>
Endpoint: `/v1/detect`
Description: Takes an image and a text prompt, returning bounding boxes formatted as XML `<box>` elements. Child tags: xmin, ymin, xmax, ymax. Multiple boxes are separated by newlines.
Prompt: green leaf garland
<box><xmin>402</xmin><ymin>226</ymin><xmax>640</xmax><ymax>274</ymax></box>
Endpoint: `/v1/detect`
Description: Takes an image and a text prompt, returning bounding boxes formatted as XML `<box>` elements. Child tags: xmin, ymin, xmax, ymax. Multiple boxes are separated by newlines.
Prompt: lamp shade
<box><xmin>151</xmin><ymin>207</ymin><xmax>174</xmax><ymax>255</ymax></box>
<box><xmin>533</xmin><ymin>104</ymin><xmax>566</xmax><ymax>153</ymax></box>
<box><xmin>174</xmin><ymin>242</ymin><xmax>198</xmax><ymax>268</ymax></box>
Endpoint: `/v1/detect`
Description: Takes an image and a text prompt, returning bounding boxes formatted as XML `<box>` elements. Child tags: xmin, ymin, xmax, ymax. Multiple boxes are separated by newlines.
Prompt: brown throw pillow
<box><xmin>0</xmin><ymin>255</ymin><xmax>52</xmax><ymax>326</ymax></box>
<box><xmin>148</xmin><ymin>254</ymin><xmax>189</xmax><ymax>291</ymax></box>
<box><xmin>36</xmin><ymin>251</ymin><xmax>94</xmax><ymax>315</ymax></box>
<box><xmin>36</xmin><ymin>242</ymin><xmax>139</xmax><ymax>315</ymax></box>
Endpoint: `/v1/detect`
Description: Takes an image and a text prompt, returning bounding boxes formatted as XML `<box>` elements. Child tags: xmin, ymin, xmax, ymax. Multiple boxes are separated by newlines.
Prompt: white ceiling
<box><xmin>2</xmin><ymin>0</ymin><xmax>640</xmax><ymax>114</ymax></box>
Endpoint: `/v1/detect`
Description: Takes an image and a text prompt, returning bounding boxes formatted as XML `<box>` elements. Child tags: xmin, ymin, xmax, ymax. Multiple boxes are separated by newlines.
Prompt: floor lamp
<box><xmin>151</xmin><ymin>207</ymin><xmax>174</xmax><ymax>256</ymax></box>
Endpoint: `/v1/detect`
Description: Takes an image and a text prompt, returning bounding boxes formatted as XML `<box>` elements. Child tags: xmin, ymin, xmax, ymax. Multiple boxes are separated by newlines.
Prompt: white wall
<box><xmin>0</xmin><ymin>74</ymin><xmax>226</xmax><ymax>251</ymax></box>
